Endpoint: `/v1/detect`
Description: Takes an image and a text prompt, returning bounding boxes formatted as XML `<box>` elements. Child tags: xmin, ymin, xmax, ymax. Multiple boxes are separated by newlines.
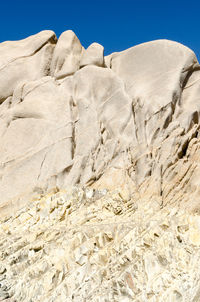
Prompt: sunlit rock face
<box><xmin>1</xmin><ymin>30</ymin><xmax>200</xmax><ymax>301</ymax></box>
<box><xmin>0</xmin><ymin>30</ymin><xmax>200</xmax><ymax>216</ymax></box>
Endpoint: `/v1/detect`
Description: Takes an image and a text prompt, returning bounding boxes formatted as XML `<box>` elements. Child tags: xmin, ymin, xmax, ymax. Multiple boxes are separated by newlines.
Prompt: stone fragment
<box><xmin>85</xmin><ymin>188</ymin><xmax>94</xmax><ymax>199</ymax></box>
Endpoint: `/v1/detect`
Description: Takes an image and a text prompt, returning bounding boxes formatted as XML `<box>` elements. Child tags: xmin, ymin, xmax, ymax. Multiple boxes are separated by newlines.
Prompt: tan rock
<box><xmin>50</xmin><ymin>30</ymin><xmax>83</xmax><ymax>79</ymax></box>
<box><xmin>0</xmin><ymin>30</ymin><xmax>56</xmax><ymax>103</ymax></box>
<box><xmin>80</xmin><ymin>42</ymin><xmax>104</xmax><ymax>67</ymax></box>
<box><xmin>0</xmin><ymin>33</ymin><xmax>200</xmax><ymax>217</ymax></box>
<box><xmin>0</xmin><ymin>30</ymin><xmax>200</xmax><ymax>300</ymax></box>
<box><xmin>0</xmin><ymin>188</ymin><xmax>199</xmax><ymax>301</ymax></box>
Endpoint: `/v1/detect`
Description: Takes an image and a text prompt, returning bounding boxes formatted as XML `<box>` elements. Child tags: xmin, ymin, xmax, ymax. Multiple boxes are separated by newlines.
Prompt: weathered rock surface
<box><xmin>50</xmin><ymin>30</ymin><xmax>83</xmax><ymax>79</ymax></box>
<box><xmin>1</xmin><ymin>30</ymin><xmax>200</xmax><ymax>301</ymax></box>
<box><xmin>0</xmin><ymin>30</ymin><xmax>56</xmax><ymax>103</ymax></box>
<box><xmin>0</xmin><ymin>187</ymin><xmax>200</xmax><ymax>301</ymax></box>
<box><xmin>80</xmin><ymin>42</ymin><xmax>104</xmax><ymax>67</ymax></box>
<box><xmin>1</xmin><ymin>31</ymin><xmax>200</xmax><ymax>218</ymax></box>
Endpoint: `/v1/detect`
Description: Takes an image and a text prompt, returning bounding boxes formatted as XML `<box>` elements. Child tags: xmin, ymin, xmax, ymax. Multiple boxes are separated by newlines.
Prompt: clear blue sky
<box><xmin>1</xmin><ymin>0</ymin><xmax>200</xmax><ymax>60</ymax></box>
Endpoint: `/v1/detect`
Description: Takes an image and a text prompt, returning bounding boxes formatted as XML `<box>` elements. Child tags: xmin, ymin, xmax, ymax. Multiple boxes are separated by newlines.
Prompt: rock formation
<box><xmin>0</xmin><ymin>30</ymin><xmax>200</xmax><ymax>301</ymax></box>
<box><xmin>0</xmin><ymin>187</ymin><xmax>200</xmax><ymax>302</ymax></box>
<box><xmin>0</xmin><ymin>30</ymin><xmax>200</xmax><ymax>217</ymax></box>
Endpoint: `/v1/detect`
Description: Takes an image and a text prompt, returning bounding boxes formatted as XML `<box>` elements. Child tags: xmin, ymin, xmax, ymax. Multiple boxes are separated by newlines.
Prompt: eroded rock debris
<box><xmin>1</xmin><ymin>187</ymin><xmax>200</xmax><ymax>301</ymax></box>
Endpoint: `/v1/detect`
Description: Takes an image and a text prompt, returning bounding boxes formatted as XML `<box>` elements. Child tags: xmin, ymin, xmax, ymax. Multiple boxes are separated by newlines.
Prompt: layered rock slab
<box><xmin>0</xmin><ymin>187</ymin><xmax>200</xmax><ymax>301</ymax></box>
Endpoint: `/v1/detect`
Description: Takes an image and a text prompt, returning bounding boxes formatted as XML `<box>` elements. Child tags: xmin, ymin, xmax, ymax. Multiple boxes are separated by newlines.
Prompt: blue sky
<box><xmin>1</xmin><ymin>0</ymin><xmax>200</xmax><ymax>60</ymax></box>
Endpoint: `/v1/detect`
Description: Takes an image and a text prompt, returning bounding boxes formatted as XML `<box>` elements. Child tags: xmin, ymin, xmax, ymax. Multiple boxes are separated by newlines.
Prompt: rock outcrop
<box><xmin>0</xmin><ymin>30</ymin><xmax>56</xmax><ymax>103</ymax></box>
<box><xmin>50</xmin><ymin>30</ymin><xmax>83</xmax><ymax>79</ymax></box>
<box><xmin>0</xmin><ymin>187</ymin><xmax>200</xmax><ymax>301</ymax></box>
<box><xmin>0</xmin><ymin>31</ymin><xmax>200</xmax><ymax>218</ymax></box>
<box><xmin>1</xmin><ymin>30</ymin><xmax>200</xmax><ymax>301</ymax></box>
<box><xmin>80</xmin><ymin>42</ymin><xmax>104</xmax><ymax>67</ymax></box>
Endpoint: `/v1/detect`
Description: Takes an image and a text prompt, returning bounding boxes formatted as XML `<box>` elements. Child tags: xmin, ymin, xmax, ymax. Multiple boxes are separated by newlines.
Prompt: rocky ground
<box><xmin>0</xmin><ymin>187</ymin><xmax>200</xmax><ymax>301</ymax></box>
